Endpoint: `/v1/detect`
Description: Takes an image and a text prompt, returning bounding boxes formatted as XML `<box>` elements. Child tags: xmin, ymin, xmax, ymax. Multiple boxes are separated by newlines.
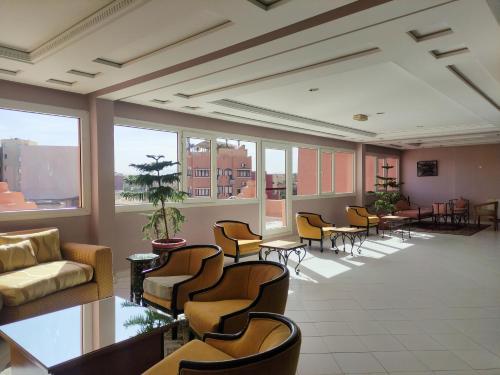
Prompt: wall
<box><xmin>401</xmin><ymin>144</ymin><xmax>500</xmax><ymax>208</ymax></box>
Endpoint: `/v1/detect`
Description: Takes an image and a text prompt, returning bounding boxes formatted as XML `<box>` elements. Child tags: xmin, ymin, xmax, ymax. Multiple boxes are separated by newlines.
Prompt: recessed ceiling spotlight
<box><xmin>308</xmin><ymin>88</ymin><xmax>319</xmax><ymax>92</ymax></box>
<box><xmin>353</xmin><ymin>114</ymin><xmax>368</xmax><ymax>121</ymax></box>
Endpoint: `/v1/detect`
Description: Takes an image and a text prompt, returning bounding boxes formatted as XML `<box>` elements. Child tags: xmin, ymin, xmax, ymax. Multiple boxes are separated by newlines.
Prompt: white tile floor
<box><xmin>115</xmin><ymin>226</ymin><xmax>500</xmax><ymax>375</ymax></box>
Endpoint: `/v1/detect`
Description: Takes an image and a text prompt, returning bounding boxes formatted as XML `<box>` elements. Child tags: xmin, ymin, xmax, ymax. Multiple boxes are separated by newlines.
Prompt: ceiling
<box><xmin>0</xmin><ymin>0</ymin><xmax>499</xmax><ymax>149</ymax></box>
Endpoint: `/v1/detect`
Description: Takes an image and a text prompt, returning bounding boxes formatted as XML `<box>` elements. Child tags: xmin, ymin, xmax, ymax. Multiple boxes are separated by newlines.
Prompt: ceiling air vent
<box><xmin>67</xmin><ymin>69</ymin><xmax>99</xmax><ymax>78</ymax></box>
<box><xmin>389</xmin><ymin>144</ymin><xmax>403</xmax><ymax>148</ymax></box>
<box><xmin>47</xmin><ymin>78</ymin><xmax>75</xmax><ymax>86</ymax></box>
<box><xmin>0</xmin><ymin>68</ymin><xmax>19</xmax><ymax>76</ymax></box>
<box><xmin>93</xmin><ymin>58</ymin><xmax>122</xmax><ymax>68</ymax></box>
<box><xmin>151</xmin><ymin>99</ymin><xmax>170</xmax><ymax>105</ymax></box>
<box><xmin>407</xmin><ymin>142</ymin><xmax>422</xmax><ymax>147</ymax></box>
<box><xmin>247</xmin><ymin>0</ymin><xmax>284</xmax><ymax>10</ymax></box>
<box><xmin>183</xmin><ymin>106</ymin><xmax>201</xmax><ymax>110</ymax></box>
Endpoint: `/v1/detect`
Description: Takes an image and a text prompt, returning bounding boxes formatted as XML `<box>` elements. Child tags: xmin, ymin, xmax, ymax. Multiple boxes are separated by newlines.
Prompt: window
<box><xmin>334</xmin><ymin>151</ymin><xmax>354</xmax><ymax>193</ymax></box>
<box><xmin>365</xmin><ymin>155</ymin><xmax>377</xmax><ymax>192</ymax></box>
<box><xmin>365</xmin><ymin>155</ymin><xmax>400</xmax><ymax>192</ymax></box>
<box><xmin>292</xmin><ymin>147</ymin><xmax>318</xmax><ymax>195</ymax></box>
<box><xmin>216</xmin><ymin>138</ymin><xmax>256</xmax><ymax>199</ymax></box>
<box><xmin>114</xmin><ymin>125</ymin><xmax>178</xmax><ymax>205</ymax></box>
<box><xmin>321</xmin><ymin>151</ymin><xmax>333</xmax><ymax>193</ymax></box>
<box><xmin>186</xmin><ymin>137</ymin><xmax>211</xmax><ymax>198</ymax></box>
<box><xmin>194</xmin><ymin>168</ymin><xmax>209</xmax><ymax>177</ymax></box>
<box><xmin>0</xmin><ymin>107</ymin><xmax>81</xmax><ymax>212</ymax></box>
<box><xmin>194</xmin><ymin>188</ymin><xmax>210</xmax><ymax>196</ymax></box>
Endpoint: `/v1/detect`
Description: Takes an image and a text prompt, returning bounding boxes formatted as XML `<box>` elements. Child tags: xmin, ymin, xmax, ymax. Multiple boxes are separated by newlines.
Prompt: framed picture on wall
<box><xmin>417</xmin><ymin>160</ymin><xmax>438</xmax><ymax>177</ymax></box>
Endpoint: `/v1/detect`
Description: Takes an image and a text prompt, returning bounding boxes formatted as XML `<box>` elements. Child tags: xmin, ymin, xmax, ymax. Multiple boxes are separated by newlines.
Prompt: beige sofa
<box><xmin>0</xmin><ymin>227</ymin><xmax>113</xmax><ymax>324</ymax></box>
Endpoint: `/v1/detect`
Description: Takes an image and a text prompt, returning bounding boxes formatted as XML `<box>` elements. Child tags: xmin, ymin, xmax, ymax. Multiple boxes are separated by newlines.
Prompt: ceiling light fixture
<box><xmin>376</xmin><ymin>112</ymin><xmax>385</xmax><ymax>115</ymax></box>
<box><xmin>353</xmin><ymin>114</ymin><xmax>368</xmax><ymax>121</ymax></box>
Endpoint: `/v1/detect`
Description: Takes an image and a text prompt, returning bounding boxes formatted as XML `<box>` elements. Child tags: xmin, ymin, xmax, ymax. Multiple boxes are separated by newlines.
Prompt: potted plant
<box><xmin>372</xmin><ymin>163</ymin><xmax>403</xmax><ymax>215</ymax></box>
<box><xmin>121</xmin><ymin>155</ymin><xmax>188</xmax><ymax>253</ymax></box>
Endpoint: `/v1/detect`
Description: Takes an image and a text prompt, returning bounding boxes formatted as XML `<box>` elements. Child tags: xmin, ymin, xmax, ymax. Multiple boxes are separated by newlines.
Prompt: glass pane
<box><xmin>386</xmin><ymin>157</ymin><xmax>399</xmax><ymax>191</ymax></box>
<box><xmin>0</xmin><ymin>108</ymin><xmax>81</xmax><ymax>212</ymax></box>
<box><xmin>186</xmin><ymin>137</ymin><xmax>211</xmax><ymax>198</ymax></box>
<box><xmin>265</xmin><ymin>148</ymin><xmax>286</xmax><ymax>231</ymax></box>
<box><xmin>377</xmin><ymin>158</ymin><xmax>386</xmax><ymax>190</ymax></box>
<box><xmin>334</xmin><ymin>152</ymin><xmax>354</xmax><ymax>193</ymax></box>
<box><xmin>292</xmin><ymin>147</ymin><xmax>317</xmax><ymax>196</ymax></box>
<box><xmin>216</xmin><ymin>138</ymin><xmax>256</xmax><ymax>199</ymax></box>
<box><xmin>321</xmin><ymin>151</ymin><xmax>333</xmax><ymax>193</ymax></box>
<box><xmin>365</xmin><ymin>155</ymin><xmax>376</xmax><ymax>192</ymax></box>
<box><xmin>114</xmin><ymin>126</ymin><xmax>178</xmax><ymax>205</ymax></box>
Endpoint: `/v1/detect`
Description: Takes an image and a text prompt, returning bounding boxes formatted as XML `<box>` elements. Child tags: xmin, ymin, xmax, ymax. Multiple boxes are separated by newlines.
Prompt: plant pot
<box><xmin>151</xmin><ymin>238</ymin><xmax>187</xmax><ymax>256</ymax></box>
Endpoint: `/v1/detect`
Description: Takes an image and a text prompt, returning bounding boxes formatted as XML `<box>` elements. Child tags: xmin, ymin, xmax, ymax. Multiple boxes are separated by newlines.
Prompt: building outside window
<box><xmin>216</xmin><ymin>138</ymin><xmax>256</xmax><ymax>199</ymax></box>
<box><xmin>186</xmin><ymin>137</ymin><xmax>211</xmax><ymax>198</ymax></box>
<box><xmin>0</xmin><ymin>107</ymin><xmax>81</xmax><ymax>212</ymax></box>
<box><xmin>334</xmin><ymin>151</ymin><xmax>354</xmax><ymax>193</ymax></box>
<box><xmin>114</xmin><ymin>125</ymin><xmax>178</xmax><ymax>205</ymax></box>
<box><xmin>321</xmin><ymin>151</ymin><xmax>333</xmax><ymax>193</ymax></box>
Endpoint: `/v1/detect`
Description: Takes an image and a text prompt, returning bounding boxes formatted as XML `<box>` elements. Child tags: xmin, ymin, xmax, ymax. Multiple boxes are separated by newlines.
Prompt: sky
<box><xmin>0</xmin><ymin>107</ymin><xmax>284</xmax><ymax>177</ymax></box>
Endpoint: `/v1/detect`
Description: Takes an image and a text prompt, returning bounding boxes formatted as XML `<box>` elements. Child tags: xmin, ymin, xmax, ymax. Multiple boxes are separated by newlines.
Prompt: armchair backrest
<box><xmin>296</xmin><ymin>212</ymin><xmax>330</xmax><ymax>228</ymax></box>
<box><xmin>433</xmin><ymin>202</ymin><xmax>449</xmax><ymax>215</ymax></box>
<box><xmin>215</xmin><ymin>220</ymin><xmax>255</xmax><ymax>240</ymax></box>
<box><xmin>190</xmin><ymin>313</ymin><xmax>301</xmax><ymax>375</ymax></box>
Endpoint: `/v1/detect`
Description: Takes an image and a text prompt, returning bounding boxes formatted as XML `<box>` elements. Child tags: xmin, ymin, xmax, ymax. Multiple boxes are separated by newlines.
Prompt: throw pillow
<box><xmin>0</xmin><ymin>240</ymin><xmax>37</xmax><ymax>273</ymax></box>
<box><xmin>0</xmin><ymin>228</ymin><xmax>62</xmax><ymax>263</ymax></box>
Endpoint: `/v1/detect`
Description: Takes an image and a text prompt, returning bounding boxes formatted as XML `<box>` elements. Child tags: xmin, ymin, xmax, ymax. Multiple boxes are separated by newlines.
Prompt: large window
<box><xmin>0</xmin><ymin>107</ymin><xmax>81</xmax><ymax>212</ymax></box>
<box><xmin>365</xmin><ymin>155</ymin><xmax>377</xmax><ymax>192</ymax></box>
<box><xmin>292</xmin><ymin>147</ymin><xmax>317</xmax><ymax>196</ymax></box>
<box><xmin>186</xmin><ymin>137</ymin><xmax>211</xmax><ymax>198</ymax></box>
<box><xmin>365</xmin><ymin>154</ymin><xmax>400</xmax><ymax>192</ymax></box>
<box><xmin>216</xmin><ymin>138</ymin><xmax>256</xmax><ymax>199</ymax></box>
<box><xmin>114</xmin><ymin>125</ymin><xmax>178</xmax><ymax>205</ymax></box>
<box><xmin>320</xmin><ymin>151</ymin><xmax>333</xmax><ymax>193</ymax></box>
<box><xmin>334</xmin><ymin>151</ymin><xmax>354</xmax><ymax>193</ymax></box>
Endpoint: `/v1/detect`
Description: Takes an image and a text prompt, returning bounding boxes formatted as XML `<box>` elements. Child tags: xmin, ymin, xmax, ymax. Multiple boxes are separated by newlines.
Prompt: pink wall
<box><xmin>402</xmin><ymin>144</ymin><xmax>500</xmax><ymax>209</ymax></box>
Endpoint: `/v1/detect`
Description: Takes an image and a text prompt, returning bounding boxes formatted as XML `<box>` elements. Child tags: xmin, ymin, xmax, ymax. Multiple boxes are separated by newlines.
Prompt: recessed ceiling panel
<box><xmin>0</xmin><ymin>0</ymin><xmax>112</xmax><ymax>51</ymax></box>
<box><xmin>232</xmin><ymin>62</ymin><xmax>486</xmax><ymax>135</ymax></box>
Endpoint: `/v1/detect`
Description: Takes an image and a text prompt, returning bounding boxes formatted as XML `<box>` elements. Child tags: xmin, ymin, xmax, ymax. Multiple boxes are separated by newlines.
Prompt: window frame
<box><xmin>365</xmin><ymin>153</ymin><xmax>400</xmax><ymax>193</ymax></box>
<box><xmin>0</xmin><ymin>98</ymin><xmax>91</xmax><ymax>221</ymax></box>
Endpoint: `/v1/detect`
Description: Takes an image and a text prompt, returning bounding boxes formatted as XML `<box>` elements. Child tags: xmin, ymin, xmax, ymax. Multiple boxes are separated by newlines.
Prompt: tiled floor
<box><xmin>115</xmin><ymin>226</ymin><xmax>500</xmax><ymax>375</ymax></box>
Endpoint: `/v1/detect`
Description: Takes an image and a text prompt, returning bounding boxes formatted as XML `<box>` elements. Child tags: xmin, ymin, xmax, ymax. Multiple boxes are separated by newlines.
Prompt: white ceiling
<box><xmin>0</xmin><ymin>0</ymin><xmax>499</xmax><ymax>149</ymax></box>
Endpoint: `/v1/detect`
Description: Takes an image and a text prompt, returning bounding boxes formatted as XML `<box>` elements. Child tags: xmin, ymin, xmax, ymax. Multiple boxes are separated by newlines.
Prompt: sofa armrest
<box><xmin>61</xmin><ymin>242</ymin><xmax>113</xmax><ymax>299</ymax></box>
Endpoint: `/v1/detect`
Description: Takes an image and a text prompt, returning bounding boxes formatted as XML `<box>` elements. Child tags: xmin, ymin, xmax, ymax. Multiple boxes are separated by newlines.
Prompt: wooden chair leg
<box><xmin>320</xmin><ymin>238</ymin><xmax>323</xmax><ymax>253</ymax></box>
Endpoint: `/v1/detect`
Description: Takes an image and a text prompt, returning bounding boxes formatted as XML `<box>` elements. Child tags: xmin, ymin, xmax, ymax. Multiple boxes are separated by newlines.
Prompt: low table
<box><xmin>0</xmin><ymin>296</ymin><xmax>182</xmax><ymax>375</ymax></box>
<box><xmin>380</xmin><ymin>215</ymin><xmax>411</xmax><ymax>241</ymax></box>
<box><xmin>259</xmin><ymin>240</ymin><xmax>307</xmax><ymax>274</ymax></box>
<box><xmin>127</xmin><ymin>253</ymin><xmax>159</xmax><ymax>303</ymax></box>
<box><xmin>326</xmin><ymin>227</ymin><xmax>367</xmax><ymax>256</ymax></box>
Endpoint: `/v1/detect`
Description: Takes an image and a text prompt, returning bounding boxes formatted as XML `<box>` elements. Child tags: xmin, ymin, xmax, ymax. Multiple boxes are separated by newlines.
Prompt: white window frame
<box><xmin>0</xmin><ymin>98</ymin><xmax>90</xmax><ymax>221</ymax></box>
<box><xmin>365</xmin><ymin>153</ymin><xmax>400</xmax><ymax>193</ymax></box>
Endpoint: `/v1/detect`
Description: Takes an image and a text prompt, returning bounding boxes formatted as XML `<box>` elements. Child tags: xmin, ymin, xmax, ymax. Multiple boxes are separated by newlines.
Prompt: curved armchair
<box><xmin>213</xmin><ymin>220</ymin><xmax>262</xmax><ymax>263</ymax></box>
<box><xmin>142</xmin><ymin>245</ymin><xmax>224</xmax><ymax>319</ymax></box>
<box><xmin>295</xmin><ymin>212</ymin><xmax>334</xmax><ymax>252</ymax></box>
<box><xmin>184</xmin><ymin>261</ymin><xmax>289</xmax><ymax>337</ymax></box>
<box><xmin>346</xmin><ymin>206</ymin><xmax>380</xmax><ymax>235</ymax></box>
<box><xmin>143</xmin><ymin>312</ymin><xmax>301</xmax><ymax>375</ymax></box>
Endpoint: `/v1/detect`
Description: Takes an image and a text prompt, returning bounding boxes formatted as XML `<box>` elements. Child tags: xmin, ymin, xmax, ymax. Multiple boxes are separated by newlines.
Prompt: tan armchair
<box><xmin>295</xmin><ymin>212</ymin><xmax>334</xmax><ymax>252</ymax></box>
<box><xmin>213</xmin><ymin>220</ymin><xmax>262</xmax><ymax>262</ymax></box>
<box><xmin>142</xmin><ymin>245</ymin><xmax>224</xmax><ymax>319</ymax></box>
<box><xmin>143</xmin><ymin>312</ymin><xmax>301</xmax><ymax>375</ymax></box>
<box><xmin>474</xmin><ymin>201</ymin><xmax>499</xmax><ymax>231</ymax></box>
<box><xmin>346</xmin><ymin>206</ymin><xmax>380</xmax><ymax>235</ymax></box>
<box><xmin>184</xmin><ymin>261</ymin><xmax>289</xmax><ymax>337</ymax></box>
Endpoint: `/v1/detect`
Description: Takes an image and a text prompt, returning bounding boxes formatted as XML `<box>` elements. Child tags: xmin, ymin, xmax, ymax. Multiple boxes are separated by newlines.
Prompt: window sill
<box><xmin>115</xmin><ymin>198</ymin><xmax>260</xmax><ymax>213</ymax></box>
<box><xmin>0</xmin><ymin>207</ymin><xmax>90</xmax><ymax>222</ymax></box>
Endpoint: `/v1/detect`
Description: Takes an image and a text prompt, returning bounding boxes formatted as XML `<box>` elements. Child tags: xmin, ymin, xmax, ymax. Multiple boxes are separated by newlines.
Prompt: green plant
<box><xmin>372</xmin><ymin>163</ymin><xmax>403</xmax><ymax>214</ymax></box>
<box><xmin>121</xmin><ymin>155</ymin><xmax>188</xmax><ymax>240</ymax></box>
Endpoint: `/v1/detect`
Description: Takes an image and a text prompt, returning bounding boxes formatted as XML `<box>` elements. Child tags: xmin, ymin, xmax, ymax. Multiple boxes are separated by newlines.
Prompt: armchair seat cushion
<box><xmin>185</xmin><ymin>299</ymin><xmax>253</xmax><ymax>336</ymax></box>
<box><xmin>0</xmin><ymin>261</ymin><xmax>93</xmax><ymax>307</ymax></box>
<box><xmin>143</xmin><ymin>339</ymin><xmax>233</xmax><ymax>375</ymax></box>
<box><xmin>237</xmin><ymin>239</ymin><xmax>262</xmax><ymax>254</ymax></box>
<box><xmin>367</xmin><ymin>216</ymin><xmax>380</xmax><ymax>224</ymax></box>
<box><xmin>143</xmin><ymin>275</ymin><xmax>191</xmax><ymax>300</ymax></box>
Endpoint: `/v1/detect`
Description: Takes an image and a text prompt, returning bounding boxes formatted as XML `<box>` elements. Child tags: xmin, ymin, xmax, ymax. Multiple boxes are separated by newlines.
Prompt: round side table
<box><xmin>126</xmin><ymin>253</ymin><xmax>159</xmax><ymax>303</ymax></box>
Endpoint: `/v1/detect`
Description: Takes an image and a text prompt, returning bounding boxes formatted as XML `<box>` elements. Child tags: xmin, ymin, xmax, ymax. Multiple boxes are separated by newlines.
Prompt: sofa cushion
<box><xmin>143</xmin><ymin>339</ymin><xmax>233</xmax><ymax>375</ymax></box>
<box><xmin>0</xmin><ymin>229</ymin><xmax>61</xmax><ymax>263</ymax></box>
<box><xmin>0</xmin><ymin>240</ymin><xmax>37</xmax><ymax>273</ymax></box>
<box><xmin>0</xmin><ymin>261</ymin><xmax>93</xmax><ymax>307</ymax></box>
<box><xmin>143</xmin><ymin>275</ymin><xmax>191</xmax><ymax>301</ymax></box>
<box><xmin>455</xmin><ymin>198</ymin><xmax>467</xmax><ymax>209</ymax></box>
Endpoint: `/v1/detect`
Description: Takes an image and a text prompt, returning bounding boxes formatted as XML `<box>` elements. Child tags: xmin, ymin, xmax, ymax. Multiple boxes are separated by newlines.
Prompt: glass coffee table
<box><xmin>0</xmin><ymin>296</ymin><xmax>182</xmax><ymax>375</ymax></box>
